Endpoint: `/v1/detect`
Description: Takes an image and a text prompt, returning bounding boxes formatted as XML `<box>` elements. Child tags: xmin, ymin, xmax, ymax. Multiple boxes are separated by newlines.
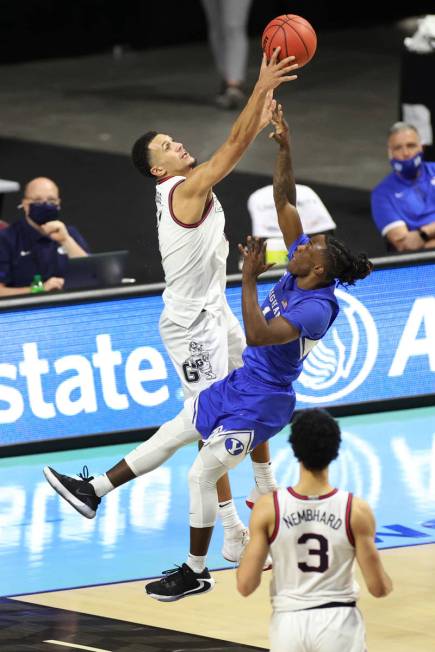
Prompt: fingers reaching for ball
<box><xmin>269</xmin><ymin>103</ymin><xmax>289</xmax><ymax>142</ymax></box>
<box><xmin>258</xmin><ymin>47</ymin><xmax>298</xmax><ymax>91</ymax></box>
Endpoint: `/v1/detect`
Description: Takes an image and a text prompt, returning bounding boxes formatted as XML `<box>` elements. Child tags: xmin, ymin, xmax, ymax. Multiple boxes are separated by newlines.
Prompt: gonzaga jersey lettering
<box><xmin>270</xmin><ymin>487</ymin><xmax>359</xmax><ymax>612</ymax></box>
<box><xmin>242</xmin><ymin>234</ymin><xmax>339</xmax><ymax>386</ymax></box>
<box><xmin>156</xmin><ymin>176</ymin><xmax>229</xmax><ymax>328</ymax></box>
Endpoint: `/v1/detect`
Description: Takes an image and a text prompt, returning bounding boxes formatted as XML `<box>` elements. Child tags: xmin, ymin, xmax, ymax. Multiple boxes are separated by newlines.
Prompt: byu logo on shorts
<box><xmin>295</xmin><ymin>289</ymin><xmax>378</xmax><ymax>404</ymax></box>
<box><xmin>225</xmin><ymin>437</ymin><xmax>245</xmax><ymax>456</ymax></box>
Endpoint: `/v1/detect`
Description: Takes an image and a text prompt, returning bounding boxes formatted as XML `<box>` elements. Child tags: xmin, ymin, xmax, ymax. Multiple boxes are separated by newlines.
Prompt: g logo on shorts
<box><xmin>225</xmin><ymin>437</ymin><xmax>245</xmax><ymax>456</ymax></box>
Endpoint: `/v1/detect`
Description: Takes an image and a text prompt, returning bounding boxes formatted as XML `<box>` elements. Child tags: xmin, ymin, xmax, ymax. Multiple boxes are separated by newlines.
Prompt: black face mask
<box><xmin>28</xmin><ymin>202</ymin><xmax>60</xmax><ymax>225</ymax></box>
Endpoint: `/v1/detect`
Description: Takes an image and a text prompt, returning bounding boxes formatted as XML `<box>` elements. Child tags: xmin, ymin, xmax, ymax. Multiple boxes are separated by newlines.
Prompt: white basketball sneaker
<box><xmin>222</xmin><ymin>526</ymin><xmax>272</xmax><ymax>570</ymax></box>
<box><xmin>221</xmin><ymin>527</ymin><xmax>250</xmax><ymax>563</ymax></box>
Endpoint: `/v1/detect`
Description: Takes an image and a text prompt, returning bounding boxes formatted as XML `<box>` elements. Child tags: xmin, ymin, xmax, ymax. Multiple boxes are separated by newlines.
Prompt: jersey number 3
<box><xmin>297</xmin><ymin>533</ymin><xmax>329</xmax><ymax>573</ymax></box>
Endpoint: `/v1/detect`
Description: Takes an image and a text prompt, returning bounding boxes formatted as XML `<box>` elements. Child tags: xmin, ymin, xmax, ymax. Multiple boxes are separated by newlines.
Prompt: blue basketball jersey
<box><xmin>243</xmin><ymin>234</ymin><xmax>339</xmax><ymax>386</ymax></box>
<box><xmin>193</xmin><ymin>234</ymin><xmax>340</xmax><ymax>449</ymax></box>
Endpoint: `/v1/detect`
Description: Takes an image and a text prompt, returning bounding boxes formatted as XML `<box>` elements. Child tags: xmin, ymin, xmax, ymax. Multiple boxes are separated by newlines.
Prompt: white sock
<box><xmin>90</xmin><ymin>474</ymin><xmax>114</xmax><ymax>498</ymax></box>
<box><xmin>186</xmin><ymin>553</ymin><xmax>206</xmax><ymax>574</ymax></box>
<box><xmin>218</xmin><ymin>500</ymin><xmax>245</xmax><ymax>535</ymax></box>
<box><xmin>252</xmin><ymin>461</ymin><xmax>277</xmax><ymax>494</ymax></box>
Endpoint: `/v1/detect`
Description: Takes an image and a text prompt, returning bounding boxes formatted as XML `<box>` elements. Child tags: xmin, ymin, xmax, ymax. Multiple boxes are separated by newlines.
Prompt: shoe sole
<box><xmin>43</xmin><ymin>466</ymin><xmax>96</xmax><ymax>519</ymax></box>
<box><xmin>146</xmin><ymin>578</ymin><xmax>215</xmax><ymax>602</ymax></box>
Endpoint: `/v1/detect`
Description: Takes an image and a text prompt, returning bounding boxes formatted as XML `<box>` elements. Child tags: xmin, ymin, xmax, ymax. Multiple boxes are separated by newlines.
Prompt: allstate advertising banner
<box><xmin>1</xmin><ymin>262</ymin><xmax>434</xmax><ymax>446</ymax></box>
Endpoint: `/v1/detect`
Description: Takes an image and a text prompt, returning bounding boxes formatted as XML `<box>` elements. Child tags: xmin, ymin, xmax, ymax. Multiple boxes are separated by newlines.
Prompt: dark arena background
<box><xmin>0</xmin><ymin>1</ymin><xmax>434</xmax><ymax>651</ymax></box>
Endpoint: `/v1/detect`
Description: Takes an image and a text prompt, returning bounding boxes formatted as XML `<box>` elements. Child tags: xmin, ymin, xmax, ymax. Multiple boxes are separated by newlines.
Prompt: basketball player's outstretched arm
<box><xmin>237</xmin><ymin>494</ymin><xmax>274</xmax><ymax>596</ymax></box>
<box><xmin>177</xmin><ymin>50</ymin><xmax>298</xmax><ymax>212</ymax></box>
<box><xmin>238</xmin><ymin>237</ymin><xmax>301</xmax><ymax>346</ymax></box>
<box><xmin>271</xmin><ymin>104</ymin><xmax>303</xmax><ymax>248</ymax></box>
<box><xmin>351</xmin><ymin>497</ymin><xmax>393</xmax><ymax>597</ymax></box>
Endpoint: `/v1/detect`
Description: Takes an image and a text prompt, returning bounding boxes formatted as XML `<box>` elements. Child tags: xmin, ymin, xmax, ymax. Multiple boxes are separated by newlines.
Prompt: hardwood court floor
<box><xmin>15</xmin><ymin>544</ymin><xmax>435</xmax><ymax>651</ymax></box>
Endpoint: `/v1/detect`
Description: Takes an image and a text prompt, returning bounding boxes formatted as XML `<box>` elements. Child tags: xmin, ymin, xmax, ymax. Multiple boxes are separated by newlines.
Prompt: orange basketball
<box><xmin>262</xmin><ymin>14</ymin><xmax>317</xmax><ymax>68</ymax></box>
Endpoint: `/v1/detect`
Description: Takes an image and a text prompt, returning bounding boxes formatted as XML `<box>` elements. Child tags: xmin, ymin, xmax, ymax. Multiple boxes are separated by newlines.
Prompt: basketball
<box><xmin>262</xmin><ymin>14</ymin><xmax>317</xmax><ymax>68</ymax></box>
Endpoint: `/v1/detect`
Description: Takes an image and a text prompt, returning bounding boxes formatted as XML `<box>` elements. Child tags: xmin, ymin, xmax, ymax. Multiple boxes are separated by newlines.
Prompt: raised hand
<box><xmin>257</xmin><ymin>48</ymin><xmax>298</xmax><ymax>92</ymax></box>
<box><xmin>258</xmin><ymin>90</ymin><xmax>277</xmax><ymax>133</ymax></box>
<box><xmin>269</xmin><ymin>103</ymin><xmax>289</xmax><ymax>145</ymax></box>
<box><xmin>238</xmin><ymin>236</ymin><xmax>275</xmax><ymax>278</ymax></box>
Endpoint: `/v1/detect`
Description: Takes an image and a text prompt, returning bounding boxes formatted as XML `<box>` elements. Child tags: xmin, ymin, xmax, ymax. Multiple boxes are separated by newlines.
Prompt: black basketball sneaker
<box><xmin>145</xmin><ymin>564</ymin><xmax>215</xmax><ymax>602</ymax></box>
<box><xmin>43</xmin><ymin>465</ymin><xmax>101</xmax><ymax>519</ymax></box>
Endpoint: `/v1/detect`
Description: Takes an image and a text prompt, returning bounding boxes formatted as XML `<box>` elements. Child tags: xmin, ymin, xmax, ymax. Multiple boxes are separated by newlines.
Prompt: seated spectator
<box><xmin>246</xmin><ymin>183</ymin><xmax>336</xmax><ymax>267</ymax></box>
<box><xmin>371</xmin><ymin>122</ymin><xmax>435</xmax><ymax>252</ymax></box>
<box><xmin>0</xmin><ymin>177</ymin><xmax>89</xmax><ymax>297</ymax></box>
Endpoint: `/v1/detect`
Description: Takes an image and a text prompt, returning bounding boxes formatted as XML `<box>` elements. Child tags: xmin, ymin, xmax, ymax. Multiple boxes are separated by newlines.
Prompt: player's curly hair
<box><xmin>323</xmin><ymin>236</ymin><xmax>373</xmax><ymax>286</ymax></box>
<box><xmin>289</xmin><ymin>409</ymin><xmax>341</xmax><ymax>471</ymax></box>
<box><xmin>131</xmin><ymin>131</ymin><xmax>158</xmax><ymax>178</ymax></box>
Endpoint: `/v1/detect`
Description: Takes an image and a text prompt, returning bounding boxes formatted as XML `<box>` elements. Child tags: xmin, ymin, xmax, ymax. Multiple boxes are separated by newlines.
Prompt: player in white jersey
<box><xmin>237</xmin><ymin>409</ymin><xmax>393</xmax><ymax>652</ymax></box>
<box><xmin>43</xmin><ymin>50</ymin><xmax>298</xmax><ymax>558</ymax></box>
<box><xmin>128</xmin><ymin>49</ymin><xmax>297</xmax><ymax>562</ymax></box>
<box><xmin>149</xmin><ymin>174</ymin><xmax>251</xmax><ymax>562</ymax></box>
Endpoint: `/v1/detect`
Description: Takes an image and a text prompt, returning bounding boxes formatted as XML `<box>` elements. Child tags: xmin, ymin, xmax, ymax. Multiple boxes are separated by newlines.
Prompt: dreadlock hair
<box><xmin>289</xmin><ymin>409</ymin><xmax>341</xmax><ymax>471</ymax></box>
<box><xmin>323</xmin><ymin>235</ymin><xmax>373</xmax><ymax>286</ymax></box>
<box><xmin>131</xmin><ymin>131</ymin><xmax>158</xmax><ymax>178</ymax></box>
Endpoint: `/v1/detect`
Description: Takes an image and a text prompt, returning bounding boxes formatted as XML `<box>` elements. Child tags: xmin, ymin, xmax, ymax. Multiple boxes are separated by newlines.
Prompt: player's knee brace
<box><xmin>188</xmin><ymin>458</ymin><xmax>219</xmax><ymax>528</ymax></box>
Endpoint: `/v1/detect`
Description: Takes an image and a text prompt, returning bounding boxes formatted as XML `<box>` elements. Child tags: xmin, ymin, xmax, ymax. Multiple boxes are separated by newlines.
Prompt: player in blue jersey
<box><xmin>43</xmin><ymin>104</ymin><xmax>372</xmax><ymax>602</ymax></box>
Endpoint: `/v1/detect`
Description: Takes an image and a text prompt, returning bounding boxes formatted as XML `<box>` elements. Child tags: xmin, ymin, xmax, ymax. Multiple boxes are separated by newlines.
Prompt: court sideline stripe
<box><xmin>5</xmin><ymin>564</ymin><xmax>235</xmax><ymax>598</ymax></box>
<box><xmin>43</xmin><ymin>641</ymin><xmax>111</xmax><ymax>652</ymax></box>
<box><xmin>7</xmin><ymin>543</ymin><xmax>435</xmax><ymax>599</ymax></box>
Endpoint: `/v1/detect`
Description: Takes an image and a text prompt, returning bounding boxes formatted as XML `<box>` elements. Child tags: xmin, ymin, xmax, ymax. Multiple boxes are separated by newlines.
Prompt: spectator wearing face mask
<box><xmin>0</xmin><ymin>176</ymin><xmax>89</xmax><ymax>297</ymax></box>
<box><xmin>371</xmin><ymin>122</ymin><xmax>435</xmax><ymax>252</ymax></box>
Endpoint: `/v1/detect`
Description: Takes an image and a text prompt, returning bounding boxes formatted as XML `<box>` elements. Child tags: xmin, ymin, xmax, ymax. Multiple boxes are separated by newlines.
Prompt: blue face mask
<box><xmin>28</xmin><ymin>202</ymin><xmax>60</xmax><ymax>225</ymax></box>
<box><xmin>389</xmin><ymin>152</ymin><xmax>423</xmax><ymax>180</ymax></box>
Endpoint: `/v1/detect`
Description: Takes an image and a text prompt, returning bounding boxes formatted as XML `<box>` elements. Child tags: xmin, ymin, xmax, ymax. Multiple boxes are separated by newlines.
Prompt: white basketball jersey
<box><xmin>270</xmin><ymin>487</ymin><xmax>359</xmax><ymax>612</ymax></box>
<box><xmin>156</xmin><ymin>176</ymin><xmax>229</xmax><ymax>328</ymax></box>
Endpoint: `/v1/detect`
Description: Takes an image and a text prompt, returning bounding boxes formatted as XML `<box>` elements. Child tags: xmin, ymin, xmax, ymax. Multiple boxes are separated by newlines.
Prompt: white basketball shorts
<box><xmin>159</xmin><ymin>303</ymin><xmax>245</xmax><ymax>400</ymax></box>
<box><xmin>270</xmin><ymin>606</ymin><xmax>367</xmax><ymax>652</ymax></box>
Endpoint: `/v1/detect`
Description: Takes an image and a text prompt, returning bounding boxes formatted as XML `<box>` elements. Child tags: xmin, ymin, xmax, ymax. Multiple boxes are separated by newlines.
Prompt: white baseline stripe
<box><xmin>43</xmin><ymin>641</ymin><xmax>112</xmax><ymax>652</ymax></box>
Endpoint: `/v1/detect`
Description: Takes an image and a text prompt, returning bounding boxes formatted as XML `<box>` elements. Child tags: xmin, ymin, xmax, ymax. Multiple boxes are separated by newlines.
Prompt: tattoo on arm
<box><xmin>273</xmin><ymin>143</ymin><xmax>296</xmax><ymax>208</ymax></box>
